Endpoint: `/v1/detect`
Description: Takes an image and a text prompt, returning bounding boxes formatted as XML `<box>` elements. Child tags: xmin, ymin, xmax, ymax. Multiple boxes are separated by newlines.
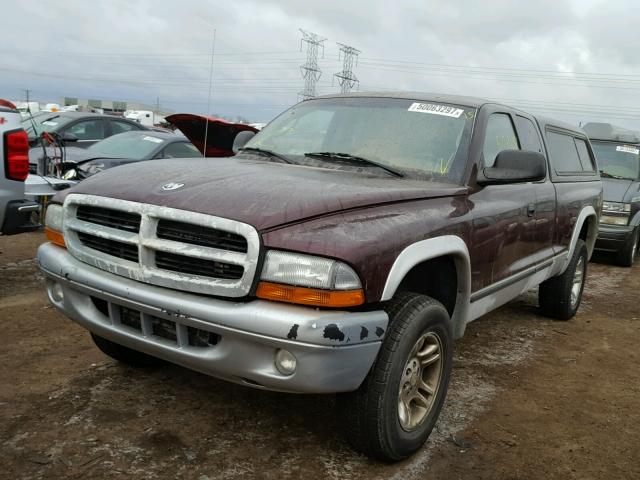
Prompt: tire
<box><xmin>91</xmin><ymin>333</ymin><xmax>163</xmax><ymax>367</ymax></box>
<box><xmin>539</xmin><ymin>239</ymin><xmax>588</xmax><ymax>320</ymax></box>
<box><xmin>616</xmin><ymin>227</ymin><xmax>638</xmax><ymax>267</ymax></box>
<box><xmin>338</xmin><ymin>292</ymin><xmax>453</xmax><ymax>461</ymax></box>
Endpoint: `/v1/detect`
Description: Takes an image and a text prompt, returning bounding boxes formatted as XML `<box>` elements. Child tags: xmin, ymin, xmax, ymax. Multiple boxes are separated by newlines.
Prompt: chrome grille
<box><xmin>63</xmin><ymin>194</ymin><xmax>260</xmax><ymax>297</ymax></box>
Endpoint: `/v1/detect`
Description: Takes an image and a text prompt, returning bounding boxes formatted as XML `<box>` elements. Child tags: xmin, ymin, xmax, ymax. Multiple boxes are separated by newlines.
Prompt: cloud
<box><xmin>1</xmin><ymin>0</ymin><xmax>639</xmax><ymax>128</ymax></box>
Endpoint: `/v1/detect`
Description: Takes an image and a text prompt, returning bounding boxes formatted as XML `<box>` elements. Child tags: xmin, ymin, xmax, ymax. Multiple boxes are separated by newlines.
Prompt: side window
<box><xmin>162</xmin><ymin>142</ymin><xmax>201</xmax><ymax>158</ymax></box>
<box><xmin>65</xmin><ymin>119</ymin><xmax>105</xmax><ymax>141</ymax></box>
<box><xmin>514</xmin><ymin>116</ymin><xmax>543</xmax><ymax>153</ymax></box>
<box><xmin>574</xmin><ymin>138</ymin><xmax>595</xmax><ymax>172</ymax></box>
<box><xmin>111</xmin><ymin>120</ymin><xmax>140</xmax><ymax>135</ymax></box>
<box><xmin>546</xmin><ymin>131</ymin><xmax>583</xmax><ymax>173</ymax></box>
<box><xmin>483</xmin><ymin>113</ymin><xmax>520</xmax><ymax>167</ymax></box>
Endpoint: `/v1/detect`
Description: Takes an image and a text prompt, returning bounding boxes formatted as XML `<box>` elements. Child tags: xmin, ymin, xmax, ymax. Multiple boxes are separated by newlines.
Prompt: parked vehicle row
<box><xmin>38</xmin><ymin>92</ymin><xmax>602</xmax><ymax>461</ymax></box>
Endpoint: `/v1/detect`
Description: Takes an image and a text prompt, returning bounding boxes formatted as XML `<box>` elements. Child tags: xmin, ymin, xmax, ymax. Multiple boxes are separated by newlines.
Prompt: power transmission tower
<box><xmin>299</xmin><ymin>29</ymin><xmax>326</xmax><ymax>100</ymax></box>
<box><xmin>23</xmin><ymin>89</ymin><xmax>31</xmax><ymax>102</ymax></box>
<box><xmin>334</xmin><ymin>43</ymin><xmax>360</xmax><ymax>93</ymax></box>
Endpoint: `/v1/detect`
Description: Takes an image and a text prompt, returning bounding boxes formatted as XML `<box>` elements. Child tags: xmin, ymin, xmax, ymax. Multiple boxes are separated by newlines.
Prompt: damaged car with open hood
<box><xmin>38</xmin><ymin>92</ymin><xmax>601</xmax><ymax>461</ymax></box>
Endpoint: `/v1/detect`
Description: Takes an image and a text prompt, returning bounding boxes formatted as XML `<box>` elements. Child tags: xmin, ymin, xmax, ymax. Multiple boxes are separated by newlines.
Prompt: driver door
<box><xmin>469</xmin><ymin>111</ymin><xmax>539</xmax><ymax>290</ymax></box>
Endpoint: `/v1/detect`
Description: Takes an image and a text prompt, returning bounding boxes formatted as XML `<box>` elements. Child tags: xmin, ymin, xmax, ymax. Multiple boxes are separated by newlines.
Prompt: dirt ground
<box><xmin>0</xmin><ymin>232</ymin><xmax>638</xmax><ymax>480</ymax></box>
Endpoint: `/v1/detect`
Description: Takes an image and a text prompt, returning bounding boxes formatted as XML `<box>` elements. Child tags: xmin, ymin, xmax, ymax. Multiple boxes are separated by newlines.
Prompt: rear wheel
<box><xmin>616</xmin><ymin>227</ymin><xmax>638</xmax><ymax>267</ymax></box>
<box><xmin>91</xmin><ymin>333</ymin><xmax>163</xmax><ymax>367</ymax></box>
<box><xmin>338</xmin><ymin>292</ymin><xmax>453</xmax><ymax>461</ymax></box>
<box><xmin>539</xmin><ymin>239</ymin><xmax>587</xmax><ymax>320</ymax></box>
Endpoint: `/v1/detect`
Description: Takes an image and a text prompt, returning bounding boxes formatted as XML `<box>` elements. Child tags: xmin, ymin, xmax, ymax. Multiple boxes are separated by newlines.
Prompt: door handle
<box><xmin>527</xmin><ymin>203</ymin><xmax>536</xmax><ymax>217</ymax></box>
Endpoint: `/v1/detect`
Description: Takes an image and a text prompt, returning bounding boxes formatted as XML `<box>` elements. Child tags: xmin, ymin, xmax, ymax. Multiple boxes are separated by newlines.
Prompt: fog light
<box><xmin>50</xmin><ymin>282</ymin><xmax>64</xmax><ymax>303</ymax></box>
<box><xmin>275</xmin><ymin>349</ymin><xmax>297</xmax><ymax>376</ymax></box>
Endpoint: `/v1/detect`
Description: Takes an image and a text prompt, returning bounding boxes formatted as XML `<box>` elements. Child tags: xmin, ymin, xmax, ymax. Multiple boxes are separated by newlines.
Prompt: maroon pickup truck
<box><xmin>38</xmin><ymin>92</ymin><xmax>602</xmax><ymax>461</ymax></box>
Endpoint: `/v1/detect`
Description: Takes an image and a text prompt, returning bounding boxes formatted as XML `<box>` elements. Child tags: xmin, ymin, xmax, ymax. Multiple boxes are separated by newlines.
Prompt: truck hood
<box><xmin>602</xmin><ymin>177</ymin><xmax>639</xmax><ymax>202</ymax></box>
<box><xmin>63</xmin><ymin>157</ymin><xmax>467</xmax><ymax>231</ymax></box>
<box><xmin>165</xmin><ymin>114</ymin><xmax>258</xmax><ymax>157</ymax></box>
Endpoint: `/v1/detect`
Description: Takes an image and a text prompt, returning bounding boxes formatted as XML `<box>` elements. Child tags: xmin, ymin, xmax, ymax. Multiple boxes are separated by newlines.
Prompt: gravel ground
<box><xmin>1</xmin><ymin>232</ymin><xmax>638</xmax><ymax>480</ymax></box>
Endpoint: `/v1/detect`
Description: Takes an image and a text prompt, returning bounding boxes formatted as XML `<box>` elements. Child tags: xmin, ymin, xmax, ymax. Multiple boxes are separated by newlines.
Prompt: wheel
<box><xmin>91</xmin><ymin>333</ymin><xmax>163</xmax><ymax>367</ymax></box>
<box><xmin>338</xmin><ymin>292</ymin><xmax>453</xmax><ymax>461</ymax></box>
<box><xmin>539</xmin><ymin>239</ymin><xmax>588</xmax><ymax>320</ymax></box>
<box><xmin>616</xmin><ymin>227</ymin><xmax>638</xmax><ymax>267</ymax></box>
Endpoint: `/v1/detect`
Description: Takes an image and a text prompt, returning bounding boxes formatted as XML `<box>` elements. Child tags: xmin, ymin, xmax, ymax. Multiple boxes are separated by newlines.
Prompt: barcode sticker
<box><xmin>408</xmin><ymin>103</ymin><xmax>464</xmax><ymax>118</ymax></box>
<box><xmin>616</xmin><ymin>145</ymin><xmax>639</xmax><ymax>155</ymax></box>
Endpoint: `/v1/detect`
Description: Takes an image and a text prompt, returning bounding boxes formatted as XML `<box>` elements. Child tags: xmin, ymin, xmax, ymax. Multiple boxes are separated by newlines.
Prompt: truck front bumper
<box><xmin>38</xmin><ymin>243</ymin><xmax>388</xmax><ymax>394</ymax></box>
<box><xmin>595</xmin><ymin>224</ymin><xmax>635</xmax><ymax>252</ymax></box>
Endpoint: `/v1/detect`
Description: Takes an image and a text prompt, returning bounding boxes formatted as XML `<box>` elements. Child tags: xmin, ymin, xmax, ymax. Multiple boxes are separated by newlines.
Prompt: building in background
<box><xmin>59</xmin><ymin>97</ymin><xmax>172</xmax><ymax>117</ymax></box>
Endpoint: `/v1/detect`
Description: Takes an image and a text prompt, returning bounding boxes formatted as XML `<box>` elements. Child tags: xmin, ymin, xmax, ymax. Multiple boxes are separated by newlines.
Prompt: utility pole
<box><xmin>155</xmin><ymin>96</ymin><xmax>160</xmax><ymax>113</ymax></box>
<box><xmin>23</xmin><ymin>89</ymin><xmax>31</xmax><ymax>103</ymax></box>
<box><xmin>299</xmin><ymin>29</ymin><xmax>326</xmax><ymax>101</ymax></box>
<box><xmin>334</xmin><ymin>43</ymin><xmax>361</xmax><ymax>93</ymax></box>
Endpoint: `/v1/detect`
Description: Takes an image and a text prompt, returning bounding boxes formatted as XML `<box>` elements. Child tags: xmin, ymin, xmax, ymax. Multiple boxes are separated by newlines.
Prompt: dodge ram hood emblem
<box><xmin>162</xmin><ymin>182</ymin><xmax>185</xmax><ymax>191</ymax></box>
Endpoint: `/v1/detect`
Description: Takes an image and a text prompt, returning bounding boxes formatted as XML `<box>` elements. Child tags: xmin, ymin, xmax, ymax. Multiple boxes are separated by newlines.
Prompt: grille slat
<box><xmin>77</xmin><ymin>232</ymin><xmax>139</xmax><ymax>262</ymax></box>
<box><xmin>157</xmin><ymin>219</ymin><xmax>247</xmax><ymax>253</ymax></box>
<box><xmin>155</xmin><ymin>251</ymin><xmax>243</xmax><ymax>280</ymax></box>
<box><xmin>76</xmin><ymin>205</ymin><xmax>141</xmax><ymax>233</ymax></box>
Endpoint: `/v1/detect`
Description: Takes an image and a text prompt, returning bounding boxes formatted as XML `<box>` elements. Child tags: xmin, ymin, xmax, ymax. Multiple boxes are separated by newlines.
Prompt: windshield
<box><xmin>87</xmin><ymin>133</ymin><xmax>164</xmax><ymax>160</ymax></box>
<box><xmin>244</xmin><ymin>97</ymin><xmax>475</xmax><ymax>182</ymax></box>
<box><xmin>21</xmin><ymin>114</ymin><xmax>72</xmax><ymax>137</ymax></box>
<box><xmin>591</xmin><ymin>141</ymin><xmax>640</xmax><ymax>180</ymax></box>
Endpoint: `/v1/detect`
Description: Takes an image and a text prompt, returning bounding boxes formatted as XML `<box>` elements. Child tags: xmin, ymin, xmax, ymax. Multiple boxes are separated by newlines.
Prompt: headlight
<box><xmin>631</xmin><ymin>195</ymin><xmax>640</xmax><ymax>203</ymax></box>
<box><xmin>600</xmin><ymin>215</ymin><xmax>630</xmax><ymax>226</ymax></box>
<box><xmin>602</xmin><ymin>201</ymin><xmax>631</xmax><ymax>213</ymax></box>
<box><xmin>45</xmin><ymin>204</ymin><xmax>63</xmax><ymax>231</ymax></box>
<box><xmin>257</xmin><ymin>250</ymin><xmax>364</xmax><ymax>307</ymax></box>
<box><xmin>44</xmin><ymin>204</ymin><xmax>66</xmax><ymax>247</ymax></box>
<box><xmin>62</xmin><ymin>169</ymin><xmax>77</xmax><ymax>180</ymax></box>
<box><xmin>78</xmin><ymin>162</ymin><xmax>105</xmax><ymax>176</ymax></box>
<box><xmin>260</xmin><ymin>250</ymin><xmax>361</xmax><ymax>290</ymax></box>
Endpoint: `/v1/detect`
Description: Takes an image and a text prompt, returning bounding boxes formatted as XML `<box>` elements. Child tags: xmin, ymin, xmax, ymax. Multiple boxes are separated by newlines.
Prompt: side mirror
<box><xmin>232</xmin><ymin>130</ymin><xmax>256</xmax><ymax>154</ymax></box>
<box><xmin>61</xmin><ymin>132</ymin><xmax>79</xmax><ymax>143</ymax></box>
<box><xmin>478</xmin><ymin>150</ymin><xmax>547</xmax><ymax>185</ymax></box>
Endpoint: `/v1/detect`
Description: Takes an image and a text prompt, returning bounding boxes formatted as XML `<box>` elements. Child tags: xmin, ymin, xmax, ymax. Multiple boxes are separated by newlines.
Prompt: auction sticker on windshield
<box><xmin>408</xmin><ymin>103</ymin><xmax>465</xmax><ymax>118</ymax></box>
<box><xmin>616</xmin><ymin>145</ymin><xmax>640</xmax><ymax>155</ymax></box>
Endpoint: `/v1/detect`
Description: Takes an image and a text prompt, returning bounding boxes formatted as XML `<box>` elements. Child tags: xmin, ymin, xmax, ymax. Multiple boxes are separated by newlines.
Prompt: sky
<box><xmin>3</xmin><ymin>0</ymin><xmax>640</xmax><ymax>127</ymax></box>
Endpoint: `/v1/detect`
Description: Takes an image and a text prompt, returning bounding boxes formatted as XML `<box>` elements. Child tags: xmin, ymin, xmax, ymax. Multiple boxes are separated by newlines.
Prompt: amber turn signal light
<box><xmin>256</xmin><ymin>282</ymin><xmax>365</xmax><ymax>308</ymax></box>
<box><xmin>45</xmin><ymin>227</ymin><xmax>66</xmax><ymax>248</ymax></box>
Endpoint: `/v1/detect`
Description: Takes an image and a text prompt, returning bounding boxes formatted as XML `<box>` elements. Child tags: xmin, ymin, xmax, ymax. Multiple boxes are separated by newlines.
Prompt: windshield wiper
<box><xmin>238</xmin><ymin>147</ymin><xmax>295</xmax><ymax>164</ymax></box>
<box><xmin>599</xmin><ymin>170</ymin><xmax>628</xmax><ymax>180</ymax></box>
<box><xmin>304</xmin><ymin>151</ymin><xmax>404</xmax><ymax>177</ymax></box>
